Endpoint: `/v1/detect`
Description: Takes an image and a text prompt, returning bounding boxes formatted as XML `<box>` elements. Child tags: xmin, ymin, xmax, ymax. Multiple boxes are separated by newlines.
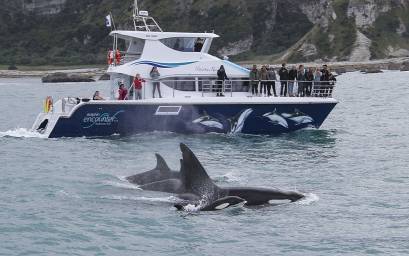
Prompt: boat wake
<box><xmin>0</xmin><ymin>128</ymin><xmax>46</xmax><ymax>138</ymax></box>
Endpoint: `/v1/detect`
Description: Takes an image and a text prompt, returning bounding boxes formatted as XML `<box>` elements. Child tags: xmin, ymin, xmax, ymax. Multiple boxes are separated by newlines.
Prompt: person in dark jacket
<box><xmin>288</xmin><ymin>66</ymin><xmax>297</xmax><ymax>97</ymax></box>
<box><xmin>297</xmin><ymin>65</ymin><xmax>306</xmax><ymax>97</ymax></box>
<box><xmin>267</xmin><ymin>66</ymin><xmax>277</xmax><ymax>97</ymax></box>
<box><xmin>249</xmin><ymin>65</ymin><xmax>259</xmax><ymax>96</ymax></box>
<box><xmin>278</xmin><ymin>63</ymin><xmax>289</xmax><ymax>96</ymax></box>
<box><xmin>304</xmin><ymin>67</ymin><xmax>314</xmax><ymax>96</ymax></box>
<box><xmin>259</xmin><ymin>65</ymin><xmax>269</xmax><ymax>96</ymax></box>
<box><xmin>217</xmin><ymin>65</ymin><xmax>228</xmax><ymax>97</ymax></box>
<box><xmin>150</xmin><ymin>67</ymin><xmax>162</xmax><ymax>98</ymax></box>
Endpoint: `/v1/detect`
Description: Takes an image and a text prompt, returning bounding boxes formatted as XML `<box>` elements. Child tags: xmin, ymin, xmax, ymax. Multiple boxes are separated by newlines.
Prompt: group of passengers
<box><xmin>93</xmin><ymin>67</ymin><xmax>162</xmax><ymax>101</ymax></box>
<box><xmin>250</xmin><ymin>63</ymin><xmax>336</xmax><ymax>97</ymax></box>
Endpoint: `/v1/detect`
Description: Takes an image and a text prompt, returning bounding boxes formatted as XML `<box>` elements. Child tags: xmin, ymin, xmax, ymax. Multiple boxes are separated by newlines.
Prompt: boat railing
<box><xmin>158</xmin><ymin>79</ymin><xmax>335</xmax><ymax>98</ymax></box>
<box><xmin>123</xmin><ymin>79</ymin><xmax>336</xmax><ymax>100</ymax></box>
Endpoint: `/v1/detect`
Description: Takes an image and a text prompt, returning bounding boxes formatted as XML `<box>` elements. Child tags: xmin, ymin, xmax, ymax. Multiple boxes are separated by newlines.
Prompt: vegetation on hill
<box><xmin>0</xmin><ymin>0</ymin><xmax>408</xmax><ymax>66</ymax></box>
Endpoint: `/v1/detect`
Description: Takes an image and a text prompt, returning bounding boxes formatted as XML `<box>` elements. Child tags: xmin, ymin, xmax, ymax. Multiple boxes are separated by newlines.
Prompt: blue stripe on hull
<box><xmin>49</xmin><ymin>103</ymin><xmax>337</xmax><ymax>138</ymax></box>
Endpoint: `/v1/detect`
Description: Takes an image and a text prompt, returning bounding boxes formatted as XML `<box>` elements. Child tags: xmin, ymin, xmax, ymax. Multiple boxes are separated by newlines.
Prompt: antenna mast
<box><xmin>132</xmin><ymin>0</ymin><xmax>163</xmax><ymax>32</ymax></box>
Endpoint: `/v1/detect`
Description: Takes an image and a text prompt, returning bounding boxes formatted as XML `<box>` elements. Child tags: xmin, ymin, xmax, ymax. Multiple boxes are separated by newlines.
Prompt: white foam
<box><xmin>181</xmin><ymin>203</ymin><xmax>202</xmax><ymax>212</ymax></box>
<box><xmin>296</xmin><ymin>193</ymin><xmax>319</xmax><ymax>205</ymax></box>
<box><xmin>214</xmin><ymin>171</ymin><xmax>242</xmax><ymax>183</ymax></box>
<box><xmin>102</xmin><ymin>195</ymin><xmax>178</xmax><ymax>203</ymax></box>
<box><xmin>0</xmin><ymin>128</ymin><xmax>46</xmax><ymax>138</ymax></box>
<box><xmin>103</xmin><ymin>180</ymin><xmax>142</xmax><ymax>190</ymax></box>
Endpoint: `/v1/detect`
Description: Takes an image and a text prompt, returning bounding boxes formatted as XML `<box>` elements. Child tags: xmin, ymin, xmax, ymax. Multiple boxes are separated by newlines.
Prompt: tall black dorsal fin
<box><xmin>179</xmin><ymin>143</ymin><xmax>217</xmax><ymax>195</ymax></box>
<box><xmin>155</xmin><ymin>153</ymin><xmax>170</xmax><ymax>172</ymax></box>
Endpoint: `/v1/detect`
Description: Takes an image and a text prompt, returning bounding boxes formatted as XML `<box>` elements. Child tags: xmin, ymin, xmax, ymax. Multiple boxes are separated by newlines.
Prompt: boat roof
<box><xmin>110</xmin><ymin>30</ymin><xmax>220</xmax><ymax>40</ymax></box>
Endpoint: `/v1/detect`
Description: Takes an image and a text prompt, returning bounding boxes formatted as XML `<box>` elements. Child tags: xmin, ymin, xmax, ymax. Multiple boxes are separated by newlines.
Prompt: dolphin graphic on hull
<box><xmin>128</xmin><ymin>144</ymin><xmax>305</xmax><ymax>211</ymax></box>
<box><xmin>192</xmin><ymin>111</ymin><xmax>224</xmax><ymax>130</ymax></box>
<box><xmin>229</xmin><ymin>108</ymin><xmax>253</xmax><ymax>134</ymax></box>
<box><xmin>262</xmin><ymin>109</ymin><xmax>289</xmax><ymax>129</ymax></box>
<box><xmin>282</xmin><ymin>109</ymin><xmax>314</xmax><ymax>127</ymax></box>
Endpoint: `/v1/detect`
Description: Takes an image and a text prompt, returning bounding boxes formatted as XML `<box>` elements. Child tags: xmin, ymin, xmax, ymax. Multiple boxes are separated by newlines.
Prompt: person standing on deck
<box><xmin>259</xmin><ymin>65</ymin><xmax>269</xmax><ymax>97</ymax></box>
<box><xmin>267</xmin><ymin>66</ymin><xmax>277</xmax><ymax>97</ymax></box>
<box><xmin>249</xmin><ymin>65</ymin><xmax>259</xmax><ymax>96</ymax></box>
<box><xmin>118</xmin><ymin>82</ymin><xmax>128</xmax><ymax>100</ymax></box>
<box><xmin>150</xmin><ymin>67</ymin><xmax>162</xmax><ymax>98</ymax></box>
<box><xmin>132</xmin><ymin>73</ymin><xmax>145</xmax><ymax>100</ymax></box>
<box><xmin>288</xmin><ymin>66</ymin><xmax>297</xmax><ymax>97</ymax></box>
<box><xmin>278</xmin><ymin>63</ymin><xmax>289</xmax><ymax>97</ymax></box>
<box><xmin>217</xmin><ymin>65</ymin><xmax>228</xmax><ymax>97</ymax></box>
<box><xmin>305</xmin><ymin>67</ymin><xmax>314</xmax><ymax>96</ymax></box>
<box><xmin>115</xmin><ymin>49</ymin><xmax>121</xmax><ymax>65</ymax></box>
<box><xmin>297</xmin><ymin>65</ymin><xmax>306</xmax><ymax>97</ymax></box>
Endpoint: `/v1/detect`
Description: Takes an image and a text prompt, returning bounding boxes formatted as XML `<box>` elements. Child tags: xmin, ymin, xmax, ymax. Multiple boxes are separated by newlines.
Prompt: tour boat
<box><xmin>31</xmin><ymin>1</ymin><xmax>338</xmax><ymax>138</ymax></box>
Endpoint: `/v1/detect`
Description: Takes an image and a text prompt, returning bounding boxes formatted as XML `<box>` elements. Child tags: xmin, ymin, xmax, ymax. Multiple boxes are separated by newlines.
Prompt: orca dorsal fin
<box><xmin>179</xmin><ymin>143</ymin><xmax>217</xmax><ymax>195</ymax></box>
<box><xmin>155</xmin><ymin>153</ymin><xmax>171</xmax><ymax>172</ymax></box>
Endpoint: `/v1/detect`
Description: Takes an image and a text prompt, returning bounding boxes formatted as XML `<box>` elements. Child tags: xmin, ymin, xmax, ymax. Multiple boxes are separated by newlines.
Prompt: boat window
<box><xmin>155</xmin><ymin>106</ymin><xmax>182</xmax><ymax>116</ymax></box>
<box><xmin>160</xmin><ymin>37</ymin><xmax>205</xmax><ymax>52</ymax></box>
<box><xmin>162</xmin><ymin>77</ymin><xmax>196</xmax><ymax>91</ymax></box>
<box><xmin>123</xmin><ymin>38</ymin><xmax>145</xmax><ymax>63</ymax></box>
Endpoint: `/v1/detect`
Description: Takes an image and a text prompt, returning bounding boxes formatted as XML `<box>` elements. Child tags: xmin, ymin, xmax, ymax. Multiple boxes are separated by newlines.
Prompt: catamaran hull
<box><xmin>37</xmin><ymin>101</ymin><xmax>337</xmax><ymax>138</ymax></box>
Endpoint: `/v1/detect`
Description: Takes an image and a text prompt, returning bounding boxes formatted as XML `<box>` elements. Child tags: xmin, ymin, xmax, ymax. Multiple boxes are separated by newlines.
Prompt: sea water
<box><xmin>0</xmin><ymin>72</ymin><xmax>408</xmax><ymax>255</ymax></box>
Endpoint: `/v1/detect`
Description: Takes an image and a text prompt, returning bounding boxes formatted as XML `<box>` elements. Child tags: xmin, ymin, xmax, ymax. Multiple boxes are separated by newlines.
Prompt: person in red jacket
<box><xmin>132</xmin><ymin>73</ymin><xmax>145</xmax><ymax>100</ymax></box>
<box><xmin>118</xmin><ymin>82</ymin><xmax>128</xmax><ymax>100</ymax></box>
<box><xmin>115</xmin><ymin>49</ymin><xmax>121</xmax><ymax>65</ymax></box>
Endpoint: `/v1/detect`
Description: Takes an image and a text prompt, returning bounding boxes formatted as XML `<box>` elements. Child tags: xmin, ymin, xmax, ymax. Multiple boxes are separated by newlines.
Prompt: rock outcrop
<box><xmin>42</xmin><ymin>72</ymin><xmax>95</xmax><ymax>83</ymax></box>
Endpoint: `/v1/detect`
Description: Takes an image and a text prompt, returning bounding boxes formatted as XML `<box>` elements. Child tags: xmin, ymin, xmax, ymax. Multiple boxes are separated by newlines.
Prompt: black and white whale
<box><xmin>142</xmin><ymin>144</ymin><xmax>305</xmax><ymax>211</ymax></box>
<box><xmin>126</xmin><ymin>154</ymin><xmax>180</xmax><ymax>185</ymax></box>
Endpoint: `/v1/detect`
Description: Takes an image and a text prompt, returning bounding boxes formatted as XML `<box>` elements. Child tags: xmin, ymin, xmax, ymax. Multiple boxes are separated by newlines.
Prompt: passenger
<box><xmin>93</xmin><ymin>91</ymin><xmax>104</xmax><ymax>100</ymax></box>
<box><xmin>132</xmin><ymin>73</ymin><xmax>145</xmax><ymax>100</ymax></box>
<box><xmin>118</xmin><ymin>82</ymin><xmax>128</xmax><ymax>100</ymax></box>
<box><xmin>194</xmin><ymin>38</ymin><xmax>204</xmax><ymax>52</ymax></box>
<box><xmin>107</xmin><ymin>49</ymin><xmax>114</xmax><ymax>65</ymax></box>
<box><xmin>249</xmin><ymin>65</ymin><xmax>259</xmax><ymax>96</ymax></box>
<box><xmin>259</xmin><ymin>65</ymin><xmax>269</xmax><ymax>97</ymax></box>
<box><xmin>313</xmin><ymin>68</ymin><xmax>322</xmax><ymax>97</ymax></box>
<box><xmin>288</xmin><ymin>66</ymin><xmax>297</xmax><ymax>97</ymax></box>
<box><xmin>115</xmin><ymin>49</ymin><xmax>121</xmax><ymax>65</ymax></box>
<box><xmin>216</xmin><ymin>65</ymin><xmax>228</xmax><ymax>97</ymax></box>
<box><xmin>278</xmin><ymin>63</ymin><xmax>289</xmax><ymax>96</ymax></box>
<box><xmin>305</xmin><ymin>67</ymin><xmax>314</xmax><ymax>97</ymax></box>
<box><xmin>297</xmin><ymin>65</ymin><xmax>306</xmax><ymax>97</ymax></box>
<box><xmin>150</xmin><ymin>67</ymin><xmax>162</xmax><ymax>98</ymax></box>
<box><xmin>267</xmin><ymin>66</ymin><xmax>277</xmax><ymax>97</ymax></box>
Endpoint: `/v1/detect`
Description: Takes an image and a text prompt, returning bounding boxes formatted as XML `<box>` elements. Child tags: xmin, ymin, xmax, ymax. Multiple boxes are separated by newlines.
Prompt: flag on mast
<box><xmin>105</xmin><ymin>14</ymin><xmax>112</xmax><ymax>27</ymax></box>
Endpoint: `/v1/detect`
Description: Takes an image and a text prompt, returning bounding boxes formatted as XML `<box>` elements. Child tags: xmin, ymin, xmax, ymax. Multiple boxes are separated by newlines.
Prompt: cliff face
<box><xmin>1</xmin><ymin>0</ymin><xmax>408</xmax><ymax>65</ymax></box>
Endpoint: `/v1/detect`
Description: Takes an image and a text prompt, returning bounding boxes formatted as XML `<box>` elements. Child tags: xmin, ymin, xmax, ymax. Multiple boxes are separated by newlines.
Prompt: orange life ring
<box><xmin>44</xmin><ymin>96</ymin><xmax>53</xmax><ymax>113</ymax></box>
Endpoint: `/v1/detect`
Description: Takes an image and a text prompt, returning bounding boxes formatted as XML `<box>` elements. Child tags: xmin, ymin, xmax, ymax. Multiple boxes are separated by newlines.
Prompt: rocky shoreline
<box><xmin>0</xmin><ymin>58</ymin><xmax>408</xmax><ymax>80</ymax></box>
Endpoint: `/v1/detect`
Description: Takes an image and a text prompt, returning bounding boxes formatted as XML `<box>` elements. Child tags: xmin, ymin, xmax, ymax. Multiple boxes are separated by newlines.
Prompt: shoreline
<box><xmin>0</xmin><ymin>57</ymin><xmax>408</xmax><ymax>78</ymax></box>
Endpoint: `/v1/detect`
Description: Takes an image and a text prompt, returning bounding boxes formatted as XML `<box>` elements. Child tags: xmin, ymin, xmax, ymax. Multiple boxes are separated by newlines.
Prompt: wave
<box><xmin>101</xmin><ymin>195</ymin><xmax>178</xmax><ymax>203</ymax></box>
<box><xmin>296</xmin><ymin>193</ymin><xmax>319</xmax><ymax>205</ymax></box>
<box><xmin>103</xmin><ymin>180</ymin><xmax>142</xmax><ymax>191</ymax></box>
<box><xmin>0</xmin><ymin>128</ymin><xmax>46</xmax><ymax>138</ymax></box>
<box><xmin>213</xmin><ymin>171</ymin><xmax>243</xmax><ymax>183</ymax></box>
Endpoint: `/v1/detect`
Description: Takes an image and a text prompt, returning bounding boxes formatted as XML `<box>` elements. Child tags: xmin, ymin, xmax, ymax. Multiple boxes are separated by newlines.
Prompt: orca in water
<box><xmin>126</xmin><ymin>144</ymin><xmax>305</xmax><ymax>211</ymax></box>
<box><xmin>174</xmin><ymin>143</ymin><xmax>305</xmax><ymax>210</ymax></box>
<box><xmin>126</xmin><ymin>154</ymin><xmax>180</xmax><ymax>185</ymax></box>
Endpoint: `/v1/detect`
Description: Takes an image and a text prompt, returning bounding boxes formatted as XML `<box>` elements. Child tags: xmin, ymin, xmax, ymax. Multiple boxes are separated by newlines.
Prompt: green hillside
<box><xmin>0</xmin><ymin>0</ymin><xmax>408</xmax><ymax>66</ymax></box>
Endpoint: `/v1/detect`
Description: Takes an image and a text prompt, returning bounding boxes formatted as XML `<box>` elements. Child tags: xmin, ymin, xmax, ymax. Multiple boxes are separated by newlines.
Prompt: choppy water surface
<box><xmin>1</xmin><ymin>72</ymin><xmax>408</xmax><ymax>255</ymax></box>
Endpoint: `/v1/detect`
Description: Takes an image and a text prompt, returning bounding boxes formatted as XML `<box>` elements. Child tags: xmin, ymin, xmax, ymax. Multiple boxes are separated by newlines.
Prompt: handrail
<box><xmin>122</xmin><ymin>78</ymin><xmax>336</xmax><ymax>99</ymax></box>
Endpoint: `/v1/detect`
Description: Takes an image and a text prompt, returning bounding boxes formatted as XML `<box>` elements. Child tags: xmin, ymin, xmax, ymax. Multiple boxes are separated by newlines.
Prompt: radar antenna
<box><xmin>132</xmin><ymin>0</ymin><xmax>163</xmax><ymax>32</ymax></box>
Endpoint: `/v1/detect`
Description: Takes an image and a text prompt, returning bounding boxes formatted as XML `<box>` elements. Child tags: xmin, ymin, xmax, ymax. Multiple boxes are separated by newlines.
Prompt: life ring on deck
<box><xmin>44</xmin><ymin>96</ymin><xmax>53</xmax><ymax>113</ymax></box>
